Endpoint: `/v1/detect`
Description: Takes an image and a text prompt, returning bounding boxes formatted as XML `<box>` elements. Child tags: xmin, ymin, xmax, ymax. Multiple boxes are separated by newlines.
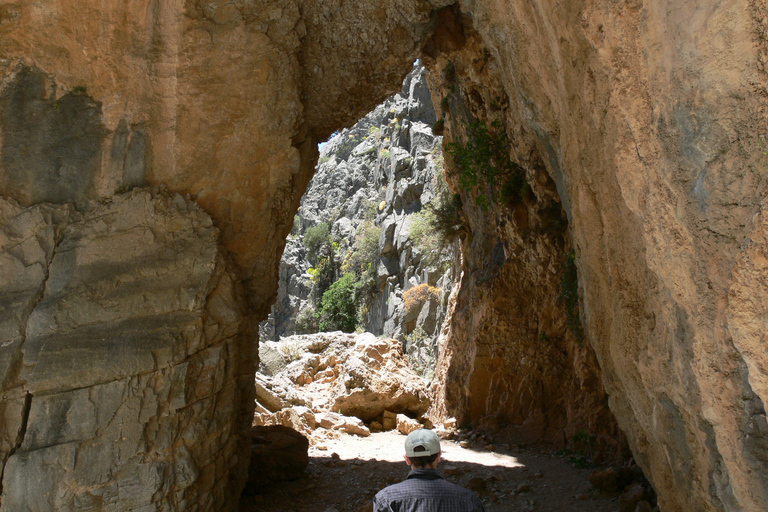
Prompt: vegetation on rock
<box><xmin>447</xmin><ymin>120</ymin><xmax>528</xmax><ymax>210</ymax></box>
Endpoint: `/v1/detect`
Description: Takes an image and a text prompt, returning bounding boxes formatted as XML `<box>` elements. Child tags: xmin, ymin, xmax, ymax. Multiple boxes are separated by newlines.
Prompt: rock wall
<box><xmin>0</xmin><ymin>2</ymin><xmax>445</xmax><ymax>508</ymax></box>
<box><xmin>1</xmin><ymin>1</ymin><xmax>767</xmax><ymax>511</ymax></box>
<box><xmin>0</xmin><ymin>189</ymin><xmax>252</xmax><ymax>510</ymax></box>
<box><xmin>423</xmin><ymin>2</ymin><xmax>768</xmax><ymax>512</ymax></box>
<box><xmin>261</xmin><ymin>65</ymin><xmax>457</xmax><ymax>376</ymax></box>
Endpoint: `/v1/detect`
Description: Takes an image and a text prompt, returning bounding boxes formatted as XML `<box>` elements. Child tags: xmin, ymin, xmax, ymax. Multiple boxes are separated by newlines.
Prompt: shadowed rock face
<box><xmin>1</xmin><ymin>1</ymin><xmax>767</xmax><ymax>511</ymax></box>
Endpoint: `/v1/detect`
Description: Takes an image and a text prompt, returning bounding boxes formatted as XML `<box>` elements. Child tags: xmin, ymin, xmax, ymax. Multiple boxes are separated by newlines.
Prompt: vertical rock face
<box><xmin>422</xmin><ymin>16</ymin><xmax>628</xmax><ymax>462</ymax></box>
<box><xmin>421</xmin><ymin>2</ymin><xmax>768</xmax><ymax>512</ymax></box>
<box><xmin>0</xmin><ymin>190</ymin><xmax>252</xmax><ymax>511</ymax></box>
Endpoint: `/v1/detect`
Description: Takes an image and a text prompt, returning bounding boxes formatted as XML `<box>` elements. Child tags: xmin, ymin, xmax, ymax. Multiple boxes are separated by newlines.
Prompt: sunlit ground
<box><xmin>309</xmin><ymin>430</ymin><xmax>524</xmax><ymax>468</ymax></box>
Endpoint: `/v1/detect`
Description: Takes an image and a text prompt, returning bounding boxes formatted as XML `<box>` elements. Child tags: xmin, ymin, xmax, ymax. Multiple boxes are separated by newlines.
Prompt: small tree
<box><xmin>303</xmin><ymin>222</ymin><xmax>331</xmax><ymax>265</ymax></box>
<box><xmin>317</xmin><ymin>273</ymin><xmax>360</xmax><ymax>332</ymax></box>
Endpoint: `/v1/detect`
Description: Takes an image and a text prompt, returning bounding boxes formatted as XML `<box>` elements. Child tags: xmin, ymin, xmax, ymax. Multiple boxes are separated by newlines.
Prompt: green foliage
<box><xmin>295</xmin><ymin>307</ymin><xmax>319</xmax><ymax>334</ymax></box>
<box><xmin>567</xmin><ymin>430</ymin><xmax>597</xmax><ymax>467</ymax></box>
<box><xmin>318</xmin><ymin>156</ymin><xmax>331</xmax><ymax>165</ymax></box>
<box><xmin>380</xmin><ymin>148</ymin><xmax>390</xmax><ymax>160</ymax></box>
<box><xmin>317</xmin><ymin>273</ymin><xmax>360</xmax><ymax>332</ymax></box>
<box><xmin>446</xmin><ymin>120</ymin><xmax>528</xmax><ymax>210</ymax></box>
<box><xmin>342</xmin><ymin>220</ymin><xmax>381</xmax><ymax>278</ymax></box>
<box><xmin>303</xmin><ymin>222</ymin><xmax>331</xmax><ymax>265</ymax></box>
<box><xmin>409</xmin><ymin>209</ymin><xmax>443</xmax><ymax>267</ymax></box>
<box><xmin>561</xmin><ymin>250</ymin><xmax>585</xmax><ymax>344</ymax></box>
<box><xmin>335</xmin><ymin>134</ymin><xmax>358</xmax><ymax>160</ymax></box>
<box><xmin>440</xmin><ymin>96</ymin><xmax>450</xmax><ymax>113</ymax></box>
<box><xmin>290</xmin><ymin>214</ymin><xmax>300</xmax><ymax>237</ymax></box>
<box><xmin>72</xmin><ymin>85</ymin><xmax>87</xmax><ymax>94</ymax></box>
<box><xmin>431</xmin><ymin>193</ymin><xmax>467</xmax><ymax>244</ymax></box>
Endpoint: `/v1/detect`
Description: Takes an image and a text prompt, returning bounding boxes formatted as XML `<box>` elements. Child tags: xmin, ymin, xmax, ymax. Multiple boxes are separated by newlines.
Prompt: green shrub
<box><xmin>317</xmin><ymin>273</ymin><xmax>360</xmax><ymax>332</ymax></box>
<box><xmin>560</xmin><ymin>250</ymin><xmax>585</xmax><ymax>344</ymax></box>
<box><xmin>342</xmin><ymin>220</ymin><xmax>381</xmax><ymax>278</ymax></box>
<box><xmin>295</xmin><ymin>307</ymin><xmax>319</xmax><ymax>334</ymax></box>
<box><xmin>430</xmin><ymin>193</ymin><xmax>467</xmax><ymax>244</ymax></box>
<box><xmin>303</xmin><ymin>222</ymin><xmax>330</xmax><ymax>264</ymax></box>
<box><xmin>318</xmin><ymin>156</ymin><xmax>331</xmax><ymax>165</ymax></box>
<box><xmin>446</xmin><ymin>120</ymin><xmax>528</xmax><ymax>209</ymax></box>
<box><xmin>290</xmin><ymin>214</ymin><xmax>300</xmax><ymax>237</ymax></box>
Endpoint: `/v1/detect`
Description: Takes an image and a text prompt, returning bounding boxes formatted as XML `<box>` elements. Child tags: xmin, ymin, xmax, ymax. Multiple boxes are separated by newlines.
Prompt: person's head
<box><xmin>404</xmin><ymin>429</ymin><xmax>442</xmax><ymax>469</ymax></box>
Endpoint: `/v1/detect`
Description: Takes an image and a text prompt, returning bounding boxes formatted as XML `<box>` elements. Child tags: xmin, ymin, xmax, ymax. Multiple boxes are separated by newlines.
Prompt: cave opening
<box><xmin>242</xmin><ymin>53</ymin><xmax>646</xmax><ymax>510</ymax></box>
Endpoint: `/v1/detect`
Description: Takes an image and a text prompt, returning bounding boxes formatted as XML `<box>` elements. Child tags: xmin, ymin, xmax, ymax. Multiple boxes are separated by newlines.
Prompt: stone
<box><xmin>443</xmin><ymin>465</ymin><xmax>462</xmax><ymax>476</ymax></box>
<box><xmin>255</xmin><ymin>377</ymin><xmax>287</xmax><ymax>412</ymax></box>
<box><xmin>245</xmin><ymin>425</ymin><xmax>309</xmax><ymax>494</ymax></box>
<box><xmin>589</xmin><ymin>467</ymin><xmax>636</xmax><ymax>494</ymax></box>
<box><xmin>619</xmin><ymin>483</ymin><xmax>646</xmax><ymax>512</ymax></box>
<box><xmin>396</xmin><ymin>414</ymin><xmax>421</xmax><ymax>435</ymax></box>
<box><xmin>468</xmin><ymin>477</ymin><xmax>487</xmax><ymax>493</ymax></box>
<box><xmin>382</xmin><ymin>411</ymin><xmax>398</xmax><ymax>431</ymax></box>
<box><xmin>316</xmin><ymin>412</ymin><xmax>371</xmax><ymax>437</ymax></box>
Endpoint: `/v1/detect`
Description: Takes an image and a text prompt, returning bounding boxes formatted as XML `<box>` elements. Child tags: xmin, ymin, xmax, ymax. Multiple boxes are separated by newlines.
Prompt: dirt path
<box><xmin>239</xmin><ymin>431</ymin><xmax>619</xmax><ymax>512</ymax></box>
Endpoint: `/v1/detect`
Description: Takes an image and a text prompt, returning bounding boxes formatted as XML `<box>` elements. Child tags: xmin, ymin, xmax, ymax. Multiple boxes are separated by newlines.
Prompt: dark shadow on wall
<box><xmin>0</xmin><ymin>66</ymin><xmax>106</xmax><ymax>205</ymax></box>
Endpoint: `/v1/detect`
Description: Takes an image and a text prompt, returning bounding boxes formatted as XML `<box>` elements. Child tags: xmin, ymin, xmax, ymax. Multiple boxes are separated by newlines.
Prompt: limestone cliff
<box><xmin>422</xmin><ymin>3</ymin><xmax>768</xmax><ymax>512</ymax></box>
<box><xmin>261</xmin><ymin>64</ymin><xmax>457</xmax><ymax>376</ymax></box>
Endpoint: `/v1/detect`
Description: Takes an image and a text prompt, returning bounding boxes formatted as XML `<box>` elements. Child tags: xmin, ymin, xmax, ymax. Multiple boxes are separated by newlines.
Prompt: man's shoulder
<box><xmin>374</xmin><ymin>475</ymin><xmax>484</xmax><ymax>509</ymax></box>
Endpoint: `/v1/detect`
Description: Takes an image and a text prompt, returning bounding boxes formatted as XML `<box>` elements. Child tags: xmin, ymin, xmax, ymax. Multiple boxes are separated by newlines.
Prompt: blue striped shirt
<box><xmin>373</xmin><ymin>468</ymin><xmax>486</xmax><ymax>512</ymax></box>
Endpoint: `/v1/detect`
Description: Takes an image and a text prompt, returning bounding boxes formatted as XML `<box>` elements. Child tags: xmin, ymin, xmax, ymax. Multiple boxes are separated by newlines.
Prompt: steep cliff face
<box><xmin>0</xmin><ymin>1</ymin><xmax>767</xmax><ymax>511</ymax></box>
<box><xmin>0</xmin><ymin>190</ymin><xmax>252</xmax><ymax>511</ymax></box>
<box><xmin>262</xmin><ymin>65</ymin><xmax>457</xmax><ymax>375</ymax></box>
<box><xmin>422</xmin><ymin>2</ymin><xmax>768</xmax><ymax>512</ymax></box>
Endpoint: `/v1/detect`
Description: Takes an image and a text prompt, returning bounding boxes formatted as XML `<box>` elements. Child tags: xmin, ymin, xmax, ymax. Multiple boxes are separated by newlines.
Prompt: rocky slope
<box><xmin>261</xmin><ymin>65</ymin><xmax>457</xmax><ymax>376</ymax></box>
<box><xmin>254</xmin><ymin>332</ymin><xmax>431</xmax><ymax>436</ymax></box>
<box><xmin>1</xmin><ymin>1</ymin><xmax>767</xmax><ymax>511</ymax></box>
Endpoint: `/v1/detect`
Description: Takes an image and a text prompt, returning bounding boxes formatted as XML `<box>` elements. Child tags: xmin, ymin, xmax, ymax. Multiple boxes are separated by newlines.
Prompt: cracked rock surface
<box><xmin>0</xmin><ymin>189</ymin><xmax>253</xmax><ymax>511</ymax></box>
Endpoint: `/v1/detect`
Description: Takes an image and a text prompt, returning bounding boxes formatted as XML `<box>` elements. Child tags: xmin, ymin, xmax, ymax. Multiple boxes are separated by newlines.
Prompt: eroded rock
<box><xmin>0</xmin><ymin>190</ymin><xmax>252</xmax><ymax>511</ymax></box>
<box><xmin>245</xmin><ymin>425</ymin><xmax>309</xmax><ymax>494</ymax></box>
<box><xmin>254</xmin><ymin>332</ymin><xmax>431</xmax><ymax>441</ymax></box>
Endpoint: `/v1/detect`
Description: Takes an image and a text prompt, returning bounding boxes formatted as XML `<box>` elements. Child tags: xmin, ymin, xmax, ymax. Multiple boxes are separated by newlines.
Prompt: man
<box><xmin>373</xmin><ymin>429</ymin><xmax>486</xmax><ymax>512</ymax></box>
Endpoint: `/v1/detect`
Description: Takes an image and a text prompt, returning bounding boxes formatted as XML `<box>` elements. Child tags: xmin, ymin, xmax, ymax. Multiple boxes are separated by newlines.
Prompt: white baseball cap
<box><xmin>405</xmin><ymin>429</ymin><xmax>441</xmax><ymax>457</ymax></box>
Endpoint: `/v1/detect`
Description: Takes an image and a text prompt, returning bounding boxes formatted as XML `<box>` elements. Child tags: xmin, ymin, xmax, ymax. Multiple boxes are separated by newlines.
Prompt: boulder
<box><xmin>396</xmin><ymin>414</ymin><xmax>421</xmax><ymax>435</ymax></box>
<box><xmin>316</xmin><ymin>412</ymin><xmax>371</xmax><ymax>437</ymax></box>
<box><xmin>245</xmin><ymin>425</ymin><xmax>309</xmax><ymax>494</ymax></box>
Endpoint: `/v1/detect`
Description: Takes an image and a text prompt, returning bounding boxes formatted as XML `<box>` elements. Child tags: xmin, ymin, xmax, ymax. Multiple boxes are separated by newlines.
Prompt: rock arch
<box><xmin>0</xmin><ymin>1</ymin><xmax>767</xmax><ymax>511</ymax></box>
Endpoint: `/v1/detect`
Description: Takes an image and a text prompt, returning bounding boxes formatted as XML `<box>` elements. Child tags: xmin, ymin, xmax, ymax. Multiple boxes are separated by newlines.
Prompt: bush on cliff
<box><xmin>303</xmin><ymin>222</ymin><xmax>331</xmax><ymax>265</ymax></box>
<box><xmin>447</xmin><ymin>120</ymin><xmax>528</xmax><ymax>209</ymax></box>
<box><xmin>317</xmin><ymin>273</ymin><xmax>360</xmax><ymax>333</ymax></box>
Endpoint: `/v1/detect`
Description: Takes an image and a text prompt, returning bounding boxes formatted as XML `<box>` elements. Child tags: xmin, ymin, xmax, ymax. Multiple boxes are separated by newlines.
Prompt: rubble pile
<box><xmin>254</xmin><ymin>332</ymin><xmax>433</xmax><ymax>442</ymax></box>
